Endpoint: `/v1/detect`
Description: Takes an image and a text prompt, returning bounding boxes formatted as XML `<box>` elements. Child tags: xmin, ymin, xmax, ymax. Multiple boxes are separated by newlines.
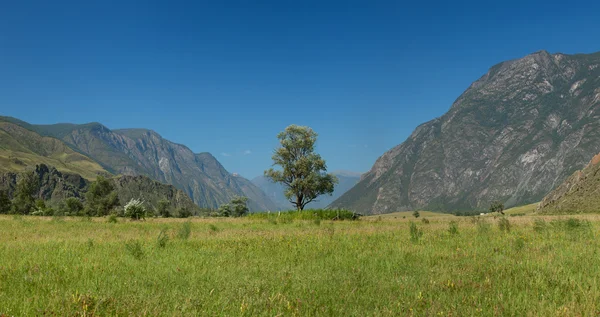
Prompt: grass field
<box><xmin>1</xmin><ymin>214</ymin><xmax>600</xmax><ymax>316</ymax></box>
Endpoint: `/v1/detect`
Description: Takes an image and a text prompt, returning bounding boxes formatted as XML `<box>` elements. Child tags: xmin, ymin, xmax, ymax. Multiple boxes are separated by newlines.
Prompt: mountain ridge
<box><xmin>332</xmin><ymin>50</ymin><xmax>600</xmax><ymax>214</ymax></box>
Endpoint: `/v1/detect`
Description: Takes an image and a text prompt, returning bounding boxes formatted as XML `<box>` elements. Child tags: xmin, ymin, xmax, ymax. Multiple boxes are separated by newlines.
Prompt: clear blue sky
<box><xmin>1</xmin><ymin>1</ymin><xmax>599</xmax><ymax>179</ymax></box>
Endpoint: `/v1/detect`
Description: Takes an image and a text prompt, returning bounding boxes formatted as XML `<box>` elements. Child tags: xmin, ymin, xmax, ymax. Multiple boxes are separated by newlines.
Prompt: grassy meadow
<box><xmin>1</xmin><ymin>213</ymin><xmax>600</xmax><ymax>316</ymax></box>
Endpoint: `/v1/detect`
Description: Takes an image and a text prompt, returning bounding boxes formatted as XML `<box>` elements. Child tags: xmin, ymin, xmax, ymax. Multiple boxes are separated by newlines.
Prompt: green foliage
<box><xmin>156</xmin><ymin>199</ymin><xmax>171</xmax><ymax>218</ymax></box>
<box><xmin>489</xmin><ymin>201</ymin><xmax>505</xmax><ymax>215</ymax></box>
<box><xmin>107</xmin><ymin>214</ymin><xmax>118</xmax><ymax>224</ymax></box>
<box><xmin>248</xmin><ymin>209</ymin><xmax>359</xmax><ymax>221</ymax></box>
<box><xmin>176</xmin><ymin>207</ymin><xmax>192</xmax><ymax>218</ymax></box>
<box><xmin>156</xmin><ymin>228</ymin><xmax>169</xmax><ymax>248</ymax></box>
<box><xmin>178</xmin><ymin>222</ymin><xmax>192</xmax><ymax>240</ymax></box>
<box><xmin>409</xmin><ymin>221</ymin><xmax>423</xmax><ymax>243</ymax></box>
<box><xmin>124</xmin><ymin>240</ymin><xmax>144</xmax><ymax>260</ymax></box>
<box><xmin>448</xmin><ymin>221</ymin><xmax>459</xmax><ymax>235</ymax></box>
<box><xmin>85</xmin><ymin>176</ymin><xmax>120</xmax><ymax>216</ymax></box>
<box><xmin>264</xmin><ymin>125</ymin><xmax>338</xmax><ymax>210</ymax></box>
<box><xmin>0</xmin><ymin>190</ymin><xmax>11</xmax><ymax>214</ymax></box>
<box><xmin>421</xmin><ymin>217</ymin><xmax>430</xmax><ymax>224</ymax></box>
<box><xmin>11</xmin><ymin>170</ymin><xmax>39</xmax><ymax>214</ymax></box>
<box><xmin>31</xmin><ymin>199</ymin><xmax>54</xmax><ymax>216</ymax></box>
<box><xmin>498</xmin><ymin>217</ymin><xmax>511</xmax><ymax>232</ymax></box>
<box><xmin>60</xmin><ymin>197</ymin><xmax>84</xmax><ymax>216</ymax></box>
<box><xmin>218</xmin><ymin>196</ymin><xmax>249</xmax><ymax>217</ymax></box>
<box><xmin>413</xmin><ymin>210</ymin><xmax>420</xmax><ymax>218</ymax></box>
<box><xmin>124</xmin><ymin>198</ymin><xmax>146</xmax><ymax>220</ymax></box>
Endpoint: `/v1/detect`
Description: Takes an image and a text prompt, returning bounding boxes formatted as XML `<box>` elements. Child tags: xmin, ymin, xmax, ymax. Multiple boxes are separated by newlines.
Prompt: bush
<box><xmin>448</xmin><ymin>221</ymin><xmax>459</xmax><ymax>235</ymax></box>
<box><xmin>156</xmin><ymin>199</ymin><xmax>171</xmax><ymax>218</ymax></box>
<box><xmin>498</xmin><ymin>217</ymin><xmax>511</xmax><ymax>233</ymax></box>
<box><xmin>63</xmin><ymin>197</ymin><xmax>84</xmax><ymax>216</ymax></box>
<box><xmin>218</xmin><ymin>196</ymin><xmax>249</xmax><ymax>217</ymax></box>
<box><xmin>409</xmin><ymin>222</ymin><xmax>423</xmax><ymax>243</ymax></box>
<box><xmin>124</xmin><ymin>199</ymin><xmax>146</xmax><ymax>220</ymax></box>
<box><xmin>421</xmin><ymin>218</ymin><xmax>430</xmax><ymax>224</ymax></box>
<box><xmin>176</xmin><ymin>207</ymin><xmax>192</xmax><ymax>218</ymax></box>
<box><xmin>178</xmin><ymin>222</ymin><xmax>192</xmax><ymax>240</ymax></box>
<box><xmin>413</xmin><ymin>210</ymin><xmax>420</xmax><ymax>218</ymax></box>
<box><xmin>107</xmin><ymin>214</ymin><xmax>118</xmax><ymax>223</ymax></box>
<box><xmin>247</xmin><ymin>209</ymin><xmax>358</xmax><ymax>221</ymax></box>
<box><xmin>156</xmin><ymin>228</ymin><xmax>169</xmax><ymax>248</ymax></box>
<box><xmin>0</xmin><ymin>190</ymin><xmax>11</xmax><ymax>214</ymax></box>
<box><xmin>124</xmin><ymin>240</ymin><xmax>144</xmax><ymax>260</ymax></box>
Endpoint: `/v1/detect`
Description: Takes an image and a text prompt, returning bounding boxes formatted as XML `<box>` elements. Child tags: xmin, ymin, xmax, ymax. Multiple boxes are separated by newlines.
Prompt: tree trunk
<box><xmin>296</xmin><ymin>194</ymin><xmax>303</xmax><ymax>211</ymax></box>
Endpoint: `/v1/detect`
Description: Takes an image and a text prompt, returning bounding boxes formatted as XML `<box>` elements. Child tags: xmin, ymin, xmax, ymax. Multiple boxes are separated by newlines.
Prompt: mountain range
<box><xmin>332</xmin><ymin>50</ymin><xmax>600</xmax><ymax>214</ymax></box>
<box><xmin>0</xmin><ymin>116</ymin><xmax>277</xmax><ymax>211</ymax></box>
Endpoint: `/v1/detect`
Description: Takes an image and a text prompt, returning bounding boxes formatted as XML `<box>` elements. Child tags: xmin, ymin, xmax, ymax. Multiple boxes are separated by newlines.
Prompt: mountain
<box><xmin>0</xmin><ymin>117</ymin><xmax>277</xmax><ymax>211</ymax></box>
<box><xmin>252</xmin><ymin>170</ymin><xmax>361</xmax><ymax>210</ymax></box>
<box><xmin>538</xmin><ymin>153</ymin><xmax>600</xmax><ymax>214</ymax></box>
<box><xmin>332</xmin><ymin>50</ymin><xmax>600</xmax><ymax>214</ymax></box>
<box><xmin>0</xmin><ymin>164</ymin><xmax>197</xmax><ymax>212</ymax></box>
<box><xmin>0</xmin><ymin>121</ymin><xmax>109</xmax><ymax>180</ymax></box>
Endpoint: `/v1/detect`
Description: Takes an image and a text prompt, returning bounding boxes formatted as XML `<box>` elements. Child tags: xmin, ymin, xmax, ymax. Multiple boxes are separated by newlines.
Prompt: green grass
<box><xmin>1</xmin><ymin>215</ymin><xmax>600</xmax><ymax>315</ymax></box>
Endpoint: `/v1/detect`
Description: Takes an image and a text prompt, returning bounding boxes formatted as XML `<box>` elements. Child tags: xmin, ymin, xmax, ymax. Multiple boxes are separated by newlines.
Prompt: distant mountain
<box><xmin>0</xmin><ymin>164</ymin><xmax>197</xmax><ymax>212</ymax></box>
<box><xmin>332</xmin><ymin>50</ymin><xmax>600</xmax><ymax>214</ymax></box>
<box><xmin>538</xmin><ymin>153</ymin><xmax>600</xmax><ymax>214</ymax></box>
<box><xmin>252</xmin><ymin>171</ymin><xmax>361</xmax><ymax>210</ymax></box>
<box><xmin>0</xmin><ymin>116</ymin><xmax>277</xmax><ymax>211</ymax></box>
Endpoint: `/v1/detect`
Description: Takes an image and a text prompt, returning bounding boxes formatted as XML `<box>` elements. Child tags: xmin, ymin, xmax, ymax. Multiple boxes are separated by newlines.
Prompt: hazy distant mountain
<box><xmin>332</xmin><ymin>50</ymin><xmax>600</xmax><ymax>214</ymax></box>
<box><xmin>0</xmin><ymin>116</ymin><xmax>278</xmax><ymax>211</ymax></box>
<box><xmin>252</xmin><ymin>170</ymin><xmax>361</xmax><ymax>210</ymax></box>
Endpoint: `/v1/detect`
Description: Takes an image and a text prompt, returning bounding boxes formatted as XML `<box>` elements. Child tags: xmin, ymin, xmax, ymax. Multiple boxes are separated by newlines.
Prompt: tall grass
<box><xmin>1</xmin><ymin>214</ymin><xmax>600</xmax><ymax>315</ymax></box>
<box><xmin>248</xmin><ymin>208</ymin><xmax>359</xmax><ymax>221</ymax></box>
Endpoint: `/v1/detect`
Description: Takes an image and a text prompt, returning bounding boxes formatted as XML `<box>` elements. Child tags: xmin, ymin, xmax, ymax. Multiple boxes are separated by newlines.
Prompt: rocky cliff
<box><xmin>332</xmin><ymin>50</ymin><xmax>600</xmax><ymax>214</ymax></box>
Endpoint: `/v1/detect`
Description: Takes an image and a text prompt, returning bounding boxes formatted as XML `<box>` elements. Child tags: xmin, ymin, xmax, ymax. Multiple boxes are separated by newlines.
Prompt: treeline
<box><xmin>0</xmin><ymin>172</ymin><xmax>195</xmax><ymax>218</ymax></box>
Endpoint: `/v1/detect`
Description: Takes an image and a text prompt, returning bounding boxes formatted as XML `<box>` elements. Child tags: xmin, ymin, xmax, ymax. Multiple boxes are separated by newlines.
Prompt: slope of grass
<box><xmin>1</xmin><ymin>215</ymin><xmax>599</xmax><ymax>315</ymax></box>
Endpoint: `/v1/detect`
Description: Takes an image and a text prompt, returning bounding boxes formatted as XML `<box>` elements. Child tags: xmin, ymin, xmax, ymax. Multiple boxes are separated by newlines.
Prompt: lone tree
<box><xmin>265</xmin><ymin>125</ymin><xmax>338</xmax><ymax>211</ymax></box>
<box><xmin>489</xmin><ymin>201</ymin><xmax>505</xmax><ymax>215</ymax></box>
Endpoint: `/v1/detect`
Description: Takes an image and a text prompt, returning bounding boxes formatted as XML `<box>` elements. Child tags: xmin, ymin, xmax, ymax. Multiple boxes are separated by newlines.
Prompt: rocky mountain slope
<box><xmin>332</xmin><ymin>50</ymin><xmax>600</xmax><ymax>214</ymax></box>
<box><xmin>0</xmin><ymin>164</ymin><xmax>197</xmax><ymax>211</ymax></box>
<box><xmin>0</xmin><ymin>116</ymin><xmax>277</xmax><ymax>211</ymax></box>
<box><xmin>537</xmin><ymin>153</ymin><xmax>600</xmax><ymax>214</ymax></box>
<box><xmin>0</xmin><ymin>121</ymin><xmax>109</xmax><ymax>180</ymax></box>
<box><xmin>252</xmin><ymin>171</ymin><xmax>361</xmax><ymax>209</ymax></box>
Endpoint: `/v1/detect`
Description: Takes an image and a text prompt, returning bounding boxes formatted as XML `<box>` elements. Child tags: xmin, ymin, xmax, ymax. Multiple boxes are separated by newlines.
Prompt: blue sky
<box><xmin>1</xmin><ymin>1</ymin><xmax>599</xmax><ymax>179</ymax></box>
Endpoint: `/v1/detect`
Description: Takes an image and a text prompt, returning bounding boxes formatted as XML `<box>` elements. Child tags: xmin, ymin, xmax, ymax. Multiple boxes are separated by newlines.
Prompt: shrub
<box><xmin>247</xmin><ymin>209</ymin><xmax>358</xmax><ymax>221</ymax></box>
<box><xmin>498</xmin><ymin>217</ymin><xmax>511</xmax><ymax>233</ymax></box>
<box><xmin>63</xmin><ymin>197</ymin><xmax>84</xmax><ymax>216</ymax></box>
<box><xmin>177</xmin><ymin>207</ymin><xmax>192</xmax><ymax>218</ymax></box>
<box><xmin>156</xmin><ymin>199</ymin><xmax>171</xmax><ymax>218</ymax></box>
<box><xmin>156</xmin><ymin>228</ymin><xmax>169</xmax><ymax>248</ymax></box>
<box><xmin>85</xmin><ymin>176</ymin><xmax>120</xmax><ymax>216</ymax></box>
<box><xmin>0</xmin><ymin>190</ymin><xmax>12</xmax><ymax>214</ymax></box>
<box><xmin>178</xmin><ymin>222</ymin><xmax>192</xmax><ymax>240</ymax></box>
<box><xmin>107</xmin><ymin>214</ymin><xmax>118</xmax><ymax>223</ymax></box>
<box><xmin>413</xmin><ymin>210</ymin><xmax>420</xmax><ymax>218</ymax></box>
<box><xmin>448</xmin><ymin>221</ymin><xmax>459</xmax><ymax>235</ymax></box>
<box><xmin>124</xmin><ymin>199</ymin><xmax>146</xmax><ymax>220</ymax></box>
<box><xmin>421</xmin><ymin>218</ymin><xmax>430</xmax><ymax>224</ymax></box>
<box><xmin>409</xmin><ymin>222</ymin><xmax>423</xmax><ymax>243</ymax></box>
<box><xmin>208</xmin><ymin>224</ymin><xmax>219</xmax><ymax>234</ymax></box>
<box><xmin>124</xmin><ymin>240</ymin><xmax>144</xmax><ymax>260</ymax></box>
